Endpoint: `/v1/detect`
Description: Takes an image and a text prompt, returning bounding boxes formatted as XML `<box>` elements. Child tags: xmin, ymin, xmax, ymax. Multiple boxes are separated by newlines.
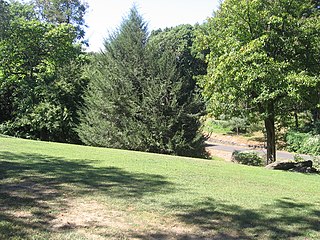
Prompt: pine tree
<box><xmin>77</xmin><ymin>7</ymin><xmax>207</xmax><ymax>157</ymax></box>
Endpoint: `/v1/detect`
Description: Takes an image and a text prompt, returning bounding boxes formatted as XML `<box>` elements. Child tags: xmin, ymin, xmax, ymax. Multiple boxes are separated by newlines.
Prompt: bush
<box><xmin>285</xmin><ymin>131</ymin><xmax>307</xmax><ymax>152</ymax></box>
<box><xmin>232</xmin><ymin>150</ymin><xmax>264</xmax><ymax>166</ymax></box>
<box><xmin>312</xmin><ymin>156</ymin><xmax>320</xmax><ymax>171</ymax></box>
<box><xmin>203</xmin><ymin>118</ymin><xmax>231</xmax><ymax>134</ymax></box>
<box><xmin>285</xmin><ymin>131</ymin><xmax>320</xmax><ymax>156</ymax></box>
<box><xmin>220</xmin><ymin>117</ymin><xmax>247</xmax><ymax>135</ymax></box>
<box><xmin>203</xmin><ymin>117</ymin><xmax>263</xmax><ymax>135</ymax></box>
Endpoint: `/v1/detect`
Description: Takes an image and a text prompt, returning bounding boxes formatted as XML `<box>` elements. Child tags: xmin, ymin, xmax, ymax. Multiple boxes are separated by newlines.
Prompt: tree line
<box><xmin>0</xmin><ymin>0</ymin><xmax>207</xmax><ymax>157</ymax></box>
<box><xmin>1</xmin><ymin>0</ymin><xmax>319</xmax><ymax>161</ymax></box>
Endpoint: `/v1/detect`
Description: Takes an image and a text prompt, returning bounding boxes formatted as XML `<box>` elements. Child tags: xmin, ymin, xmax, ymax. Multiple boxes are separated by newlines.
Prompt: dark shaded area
<box><xmin>0</xmin><ymin>151</ymin><xmax>173</xmax><ymax>197</ymax></box>
<box><xmin>167</xmin><ymin>197</ymin><xmax>320</xmax><ymax>239</ymax></box>
<box><xmin>132</xmin><ymin>198</ymin><xmax>320</xmax><ymax>239</ymax></box>
<box><xmin>132</xmin><ymin>232</ymin><xmax>248</xmax><ymax>240</ymax></box>
<box><xmin>0</xmin><ymin>151</ymin><xmax>174</xmax><ymax>239</ymax></box>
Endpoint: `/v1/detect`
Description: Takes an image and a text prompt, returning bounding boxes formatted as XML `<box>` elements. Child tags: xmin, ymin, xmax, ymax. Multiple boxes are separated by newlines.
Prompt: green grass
<box><xmin>0</xmin><ymin>136</ymin><xmax>319</xmax><ymax>239</ymax></box>
<box><xmin>203</xmin><ymin>118</ymin><xmax>232</xmax><ymax>134</ymax></box>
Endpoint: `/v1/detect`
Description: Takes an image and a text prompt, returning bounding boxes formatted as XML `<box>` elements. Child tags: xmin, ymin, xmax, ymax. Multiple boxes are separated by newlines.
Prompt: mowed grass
<box><xmin>0</xmin><ymin>136</ymin><xmax>319</xmax><ymax>239</ymax></box>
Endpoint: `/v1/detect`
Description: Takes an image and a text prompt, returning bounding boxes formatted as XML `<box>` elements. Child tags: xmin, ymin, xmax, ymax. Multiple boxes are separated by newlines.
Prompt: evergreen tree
<box><xmin>77</xmin><ymin>7</ymin><xmax>206</xmax><ymax>157</ymax></box>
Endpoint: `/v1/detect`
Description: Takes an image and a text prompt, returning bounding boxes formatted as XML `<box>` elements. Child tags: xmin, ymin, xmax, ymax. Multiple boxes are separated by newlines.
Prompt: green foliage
<box><xmin>33</xmin><ymin>0</ymin><xmax>88</xmax><ymax>40</ymax></box>
<box><xmin>222</xmin><ymin>117</ymin><xmax>248</xmax><ymax>135</ymax></box>
<box><xmin>204</xmin><ymin>117</ymin><xmax>263</xmax><ymax>135</ymax></box>
<box><xmin>312</xmin><ymin>156</ymin><xmax>320</xmax><ymax>171</ymax></box>
<box><xmin>150</xmin><ymin>24</ymin><xmax>207</xmax><ymax>90</ymax></box>
<box><xmin>0</xmin><ymin>1</ymin><xmax>87</xmax><ymax>142</ymax></box>
<box><xmin>301</xmin><ymin>120</ymin><xmax>320</xmax><ymax>135</ymax></box>
<box><xmin>293</xmin><ymin>154</ymin><xmax>305</xmax><ymax>162</ymax></box>
<box><xmin>232</xmin><ymin>150</ymin><xmax>264</xmax><ymax>166</ymax></box>
<box><xmin>77</xmin><ymin>8</ymin><xmax>206</xmax><ymax>157</ymax></box>
<box><xmin>285</xmin><ymin>131</ymin><xmax>320</xmax><ymax>155</ymax></box>
<box><xmin>203</xmin><ymin>118</ymin><xmax>231</xmax><ymax>134</ymax></box>
<box><xmin>194</xmin><ymin>0</ymin><xmax>320</xmax><ymax>163</ymax></box>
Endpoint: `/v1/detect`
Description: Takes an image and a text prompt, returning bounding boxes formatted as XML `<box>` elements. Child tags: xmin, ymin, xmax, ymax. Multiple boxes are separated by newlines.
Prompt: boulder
<box><xmin>265</xmin><ymin>161</ymin><xmax>297</xmax><ymax>170</ymax></box>
<box><xmin>266</xmin><ymin>160</ymin><xmax>318</xmax><ymax>173</ymax></box>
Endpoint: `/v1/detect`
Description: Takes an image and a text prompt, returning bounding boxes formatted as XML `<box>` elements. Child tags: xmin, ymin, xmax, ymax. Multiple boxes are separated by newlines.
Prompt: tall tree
<box><xmin>77</xmin><ymin>7</ymin><xmax>206</xmax><ymax>157</ymax></box>
<box><xmin>149</xmin><ymin>24</ymin><xmax>207</xmax><ymax>155</ymax></box>
<box><xmin>33</xmin><ymin>0</ymin><xmax>88</xmax><ymax>39</ymax></box>
<box><xmin>194</xmin><ymin>0</ymin><xmax>320</xmax><ymax>163</ymax></box>
<box><xmin>0</xmin><ymin>0</ymin><xmax>10</xmax><ymax>39</ymax></box>
<box><xmin>149</xmin><ymin>24</ymin><xmax>207</xmax><ymax>108</ymax></box>
<box><xmin>0</xmin><ymin>1</ymin><xmax>87</xmax><ymax>142</ymax></box>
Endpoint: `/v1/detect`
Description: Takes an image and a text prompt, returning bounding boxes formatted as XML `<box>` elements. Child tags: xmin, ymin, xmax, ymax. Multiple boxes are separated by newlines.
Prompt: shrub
<box><xmin>285</xmin><ymin>131</ymin><xmax>320</xmax><ymax>155</ymax></box>
<box><xmin>232</xmin><ymin>150</ymin><xmax>264</xmax><ymax>166</ymax></box>
<box><xmin>204</xmin><ymin>116</ymin><xmax>263</xmax><ymax>136</ymax></box>
<box><xmin>203</xmin><ymin>118</ymin><xmax>231</xmax><ymax>134</ymax></box>
<box><xmin>221</xmin><ymin>117</ymin><xmax>247</xmax><ymax>135</ymax></box>
<box><xmin>285</xmin><ymin>131</ymin><xmax>307</xmax><ymax>152</ymax></box>
<box><xmin>312</xmin><ymin>156</ymin><xmax>320</xmax><ymax>171</ymax></box>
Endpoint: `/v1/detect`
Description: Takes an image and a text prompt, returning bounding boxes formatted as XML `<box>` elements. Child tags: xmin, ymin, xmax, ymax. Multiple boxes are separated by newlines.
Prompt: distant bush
<box><xmin>203</xmin><ymin>117</ymin><xmax>263</xmax><ymax>135</ymax></box>
<box><xmin>312</xmin><ymin>156</ymin><xmax>320</xmax><ymax>171</ymax></box>
<box><xmin>285</xmin><ymin>131</ymin><xmax>320</xmax><ymax>156</ymax></box>
<box><xmin>299</xmin><ymin>120</ymin><xmax>320</xmax><ymax>135</ymax></box>
<box><xmin>285</xmin><ymin>132</ymin><xmax>307</xmax><ymax>152</ymax></box>
<box><xmin>203</xmin><ymin>119</ymin><xmax>231</xmax><ymax>134</ymax></box>
<box><xmin>221</xmin><ymin>117</ymin><xmax>247</xmax><ymax>135</ymax></box>
<box><xmin>232</xmin><ymin>150</ymin><xmax>264</xmax><ymax>166</ymax></box>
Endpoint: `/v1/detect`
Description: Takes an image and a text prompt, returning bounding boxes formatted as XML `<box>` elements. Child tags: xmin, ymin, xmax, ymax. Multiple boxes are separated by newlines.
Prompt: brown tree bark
<box><xmin>294</xmin><ymin>111</ymin><xmax>299</xmax><ymax>129</ymax></box>
<box><xmin>264</xmin><ymin>103</ymin><xmax>276</xmax><ymax>164</ymax></box>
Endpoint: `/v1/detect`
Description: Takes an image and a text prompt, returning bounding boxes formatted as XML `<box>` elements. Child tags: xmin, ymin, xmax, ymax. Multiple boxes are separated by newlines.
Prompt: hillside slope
<box><xmin>0</xmin><ymin>136</ymin><xmax>319</xmax><ymax>239</ymax></box>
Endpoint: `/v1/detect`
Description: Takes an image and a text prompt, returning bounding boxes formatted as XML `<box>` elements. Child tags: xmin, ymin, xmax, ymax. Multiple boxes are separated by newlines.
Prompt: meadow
<box><xmin>0</xmin><ymin>135</ymin><xmax>319</xmax><ymax>239</ymax></box>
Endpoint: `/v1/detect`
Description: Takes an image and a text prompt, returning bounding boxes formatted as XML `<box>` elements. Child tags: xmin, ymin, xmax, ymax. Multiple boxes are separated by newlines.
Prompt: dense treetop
<box><xmin>194</xmin><ymin>0</ymin><xmax>320</xmax><ymax>162</ymax></box>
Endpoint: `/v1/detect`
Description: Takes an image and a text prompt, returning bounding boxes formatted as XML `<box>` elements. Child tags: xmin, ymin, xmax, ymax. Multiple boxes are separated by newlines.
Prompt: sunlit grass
<box><xmin>0</xmin><ymin>136</ymin><xmax>319</xmax><ymax>239</ymax></box>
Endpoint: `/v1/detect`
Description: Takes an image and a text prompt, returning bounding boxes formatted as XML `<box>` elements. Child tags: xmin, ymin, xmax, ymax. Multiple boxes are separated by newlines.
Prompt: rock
<box><xmin>266</xmin><ymin>160</ymin><xmax>318</xmax><ymax>174</ymax></box>
<box><xmin>265</xmin><ymin>161</ymin><xmax>296</xmax><ymax>170</ymax></box>
<box><xmin>294</xmin><ymin>160</ymin><xmax>313</xmax><ymax>168</ymax></box>
<box><xmin>291</xmin><ymin>166</ymin><xmax>318</xmax><ymax>173</ymax></box>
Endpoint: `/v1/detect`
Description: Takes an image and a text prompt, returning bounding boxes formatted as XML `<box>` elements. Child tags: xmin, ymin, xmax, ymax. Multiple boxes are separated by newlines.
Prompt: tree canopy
<box><xmin>0</xmin><ymin>0</ymin><xmax>88</xmax><ymax>142</ymax></box>
<box><xmin>194</xmin><ymin>0</ymin><xmax>320</xmax><ymax>163</ymax></box>
<box><xmin>33</xmin><ymin>0</ymin><xmax>88</xmax><ymax>40</ymax></box>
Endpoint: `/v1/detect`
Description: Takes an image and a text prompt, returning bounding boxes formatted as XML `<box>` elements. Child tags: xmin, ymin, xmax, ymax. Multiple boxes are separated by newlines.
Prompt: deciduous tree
<box><xmin>33</xmin><ymin>0</ymin><xmax>88</xmax><ymax>39</ymax></box>
<box><xmin>194</xmin><ymin>0</ymin><xmax>320</xmax><ymax>163</ymax></box>
<box><xmin>0</xmin><ymin>1</ymin><xmax>87</xmax><ymax>142</ymax></box>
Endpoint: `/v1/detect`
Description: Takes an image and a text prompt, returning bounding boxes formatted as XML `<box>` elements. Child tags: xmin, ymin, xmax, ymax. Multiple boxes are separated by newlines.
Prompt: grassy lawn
<box><xmin>0</xmin><ymin>136</ymin><xmax>319</xmax><ymax>239</ymax></box>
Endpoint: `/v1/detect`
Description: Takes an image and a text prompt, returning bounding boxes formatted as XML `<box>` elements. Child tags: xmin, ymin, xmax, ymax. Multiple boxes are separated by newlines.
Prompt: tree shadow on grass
<box><xmin>123</xmin><ymin>198</ymin><xmax>320</xmax><ymax>240</ymax></box>
<box><xmin>130</xmin><ymin>197</ymin><xmax>320</xmax><ymax>239</ymax></box>
<box><xmin>0</xmin><ymin>151</ymin><xmax>174</xmax><ymax>197</ymax></box>
<box><xmin>0</xmin><ymin>151</ymin><xmax>174</xmax><ymax>239</ymax></box>
<box><xmin>162</xmin><ymin>197</ymin><xmax>320</xmax><ymax>239</ymax></box>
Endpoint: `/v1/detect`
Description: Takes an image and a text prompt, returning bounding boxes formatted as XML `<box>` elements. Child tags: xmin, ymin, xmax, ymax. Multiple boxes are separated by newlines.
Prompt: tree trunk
<box><xmin>264</xmin><ymin>104</ymin><xmax>276</xmax><ymax>164</ymax></box>
<box><xmin>294</xmin><ymin>111</ymin><xmax>299</xmax><ymax>129</ymax></box>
